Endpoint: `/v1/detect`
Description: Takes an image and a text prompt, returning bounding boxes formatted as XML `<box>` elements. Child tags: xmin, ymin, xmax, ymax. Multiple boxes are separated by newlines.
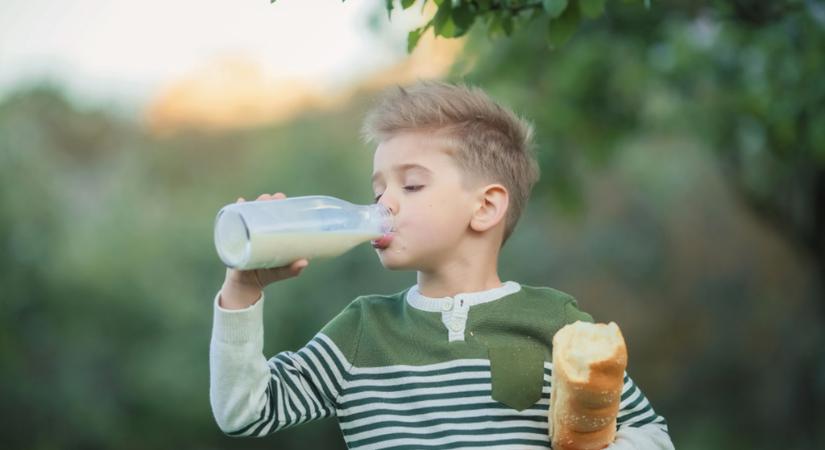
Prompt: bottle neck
<box><xmin>363</xmin><ymin>203</ymin><xmax>394</xmax><ymax>234</ymax></box>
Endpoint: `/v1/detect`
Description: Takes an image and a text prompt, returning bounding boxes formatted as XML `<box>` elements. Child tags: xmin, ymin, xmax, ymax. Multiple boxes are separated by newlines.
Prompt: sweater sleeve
<box><xmin>609</xmin><ymin>372</ymin><xmax>673</xmax><ymax>448</ymax></box>
<box><xmin>209</xmin><ymin>290</ymin><xmax>358</xmax><ymax>437</ymax></box>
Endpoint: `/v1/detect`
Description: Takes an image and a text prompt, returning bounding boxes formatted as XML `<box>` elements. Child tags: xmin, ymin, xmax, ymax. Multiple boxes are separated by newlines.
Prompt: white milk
<box><xmin>230</xmin><ymin>230</ymin><xmax>383</xmax><ymax>270</ymax></box>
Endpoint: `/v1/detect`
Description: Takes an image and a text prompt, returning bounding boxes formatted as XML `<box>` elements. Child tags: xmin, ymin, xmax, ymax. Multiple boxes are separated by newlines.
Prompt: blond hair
<box><xmin>361</xmin><ymin>81</ymin><xmax>539</xmax><ymax>246</ymax></box>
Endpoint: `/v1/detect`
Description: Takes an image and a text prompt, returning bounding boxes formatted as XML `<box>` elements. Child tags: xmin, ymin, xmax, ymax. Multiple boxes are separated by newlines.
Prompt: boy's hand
<box><xmin>219</xmin><ymin>192</ymin><xmax>310</xmax><ymax>310</ymax></box>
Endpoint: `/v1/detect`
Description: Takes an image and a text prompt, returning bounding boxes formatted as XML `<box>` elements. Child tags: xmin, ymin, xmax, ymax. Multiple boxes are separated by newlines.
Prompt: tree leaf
<box><xmin>579</xmin><ymin>0</ymin><xmax>606</xmax><ymax>19</ymax></box>
<box><xmin>487</xmin><ymin>11</ymin><xmax>504</xmax><ymax>38</ymax></box>
<box><xmin>433</xmin><ymin>1</ymin><xmax>454</xmax><ymax>36</ymax></box>
<box><xmin>385</xmin><ymin>0</ymin><xmax>394</xmax><ymax>19</ymax></box>
<box><xmin>547</xmin><ymin>2</ymin><xmax>580</xmax><ymax>48</ymax></box>
<box><xmin>542</xmin><ymin>0</ymin><xmax>568</xmax><ymax>18</ymax></box>
<box><xmin>502</xmin><ymin>13</ymin><xmax>514</xmax><ymax>36</ymax></box>
<box><xmin>408</xmin><ymin>27</ymin><xmax>424</xmax><ymax>52</ymax></box>
<box><xmin>402</xmin><ymin>0</ymin><xmax>416</xmax><ymax>9</ymax></box>
<box><xmin>452</xmin><ymin>2</ymin><xmax>476</xmax><ymax>30</ymax></box>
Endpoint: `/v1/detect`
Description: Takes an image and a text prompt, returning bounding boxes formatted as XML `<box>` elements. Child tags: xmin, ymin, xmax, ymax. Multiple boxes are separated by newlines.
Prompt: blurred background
<box><xmin>1</xmin><ymin>0</ymin><xmax>823</xmax><ymax>449</ymax></box>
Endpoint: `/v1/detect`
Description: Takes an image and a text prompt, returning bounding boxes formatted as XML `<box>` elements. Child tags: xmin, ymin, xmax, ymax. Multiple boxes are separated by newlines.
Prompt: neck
<box><xmin>416</xmin><ymin>242</ymin><xmax>502</xmax><ymax>298</ymax></box>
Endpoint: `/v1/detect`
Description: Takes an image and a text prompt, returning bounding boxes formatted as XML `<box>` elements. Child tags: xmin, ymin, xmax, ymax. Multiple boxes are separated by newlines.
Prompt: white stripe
<box><xmin>344</xmin><ymin>371</ymin><xmax>552</xmax><ymax>399</ymax></box>
<box><xmin>255</xmin><ymin>379</ymin><xmax>276</xmax><ymax>436</ymax></box>
<box><xmin>258</xmin><ymin>391</ymin><xmax>278</xmax><ymax>436</ymax></box>
<box><xmin>316</xmin><ymin>333</ymin><xmax>354</xmax><ymax>370</ymax></box>
<box><xmin>346</xmin><ymin>418</ymin><xmax>548</xmax><ymax>443</ymax></box>
<box><xmin>341</xmin><ymin>393</ymin><xmax>501</xmax><ymax>416</ymax></box>
<box><xmin>618</xmin><ymin>392</ymin><xmax>652</xmax><ymax>421</ymax></box>
<box><xmin>275</xmin><ymin>355</ymin><xmax>313</xmax><ymax>421</ymax></box>
<box><xmin>342</xmin><ymin>381</ymin><xmax>492</xmax><ymax>403</ymax></box>
<box><xmin>346</xmin><ymin>369</ymin><xmax>493</xmax><ymax>389</ymax></box>
<box><xmin>340</xmin><ymin>405</ymin><xmax>549</xmax><ymax>430</ymax></box>
<box><xmin>274</xmin><ymin>371</ymin><xmax>287</xmax><ymax>431</ymax></box>
<box><xmin>342</xmin><ymin>381</ymin><xmax>551</xmax><ymax>408</ymax></box>
<box><xmin>621</xmin><ymin>409</ymin><xmax>658</xmax><ymax>427</ymax></box>
<box><xmin>621</xmin><ymin>372</ymin><xmax>634</xmax><ymax>395</ymax></box>
<box><xmin>292</xmin><ymin>352</ymin><xmax>327</xmax><ymax>417</ymax></box>
<box><xmin>306</xmin><ymin>338</ymin><xmax>348</xmax><ymax>395</ymax></box>
<box><xmin>436</xmin><ymin>446</ymin><xmax>547</xmax><ymax>450</ymax></box>
<box><xmin>259</xmin><ymin>368</ymin><xmax>287</xmax><ymax>435</ymax></box>
<box><xmin>619</xmin><ymin>404</ymin><xmax>655</xmax><ymax>425</ymax></box>
<box><xmin>352</xmin><ymin>431</ymin><xmax>550</xmax><ymax>450</ymax></box>
<box><xmin>264</xmin><ymin>375</ymin><xmax>284</xmax><ymax>434</ymax></box>
<box><xmin>295</xmin><ymin>348</ymin><xmax>336</xmax><ymax>404</ymax></box>
<box><xmin>292</xmin><ymin>352</ymin><xmax>326</xmax><ymax>418</ymax></box>
<box><xmin>300</xmin><ymin>352</ymin><xmax>340</xmax><ymax>411</ymax></box>
<box><xmin>315</xmin><ymin>333</ymin><xmax>552</xmax><ymax>379</ymax></box>
<box><xmin>619</xmin><ymin>385</ymin><xmax>643</xmax><ymax>410</ymax></box>
<box><xmin>271</xmin><ymin>356</ymin><xmax>310</xmax><ymax>420</ymax></box>
<box><xmin>348</xmin><ymin>358</ymin><xmax>491</xmax><ymax>376</ymax></box>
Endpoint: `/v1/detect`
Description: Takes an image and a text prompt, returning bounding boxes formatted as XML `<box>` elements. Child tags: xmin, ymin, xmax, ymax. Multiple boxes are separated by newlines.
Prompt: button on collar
<box><xmin>441</xmin><ymin>298</ymin><xmax>453</xmax><ymax>311</ymax></box>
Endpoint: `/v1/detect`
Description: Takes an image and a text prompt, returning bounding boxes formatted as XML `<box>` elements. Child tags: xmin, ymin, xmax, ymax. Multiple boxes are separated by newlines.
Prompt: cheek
<box><xmin>415</xmin><ymin>202</ymin><xmax>465</xmax><ymax>238</ymax></box>
<box><xmin>399</xmin><ymin>189</ymin><xmax>469</xmax><ymax>236</ymax></box>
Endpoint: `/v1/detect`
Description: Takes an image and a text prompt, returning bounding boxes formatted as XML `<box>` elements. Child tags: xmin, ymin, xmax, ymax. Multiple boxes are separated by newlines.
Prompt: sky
<box><xmin>0</xmin><ymin>0</ymin><xmax>422</xmax><ymax>110</ymax></box>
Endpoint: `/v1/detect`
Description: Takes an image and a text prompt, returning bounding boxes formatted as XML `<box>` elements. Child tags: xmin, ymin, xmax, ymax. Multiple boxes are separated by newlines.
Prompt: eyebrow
<box><xmin>371</xmin><ymin>163</ymin><xmax>432</xmax><ymax>184</ymax></box>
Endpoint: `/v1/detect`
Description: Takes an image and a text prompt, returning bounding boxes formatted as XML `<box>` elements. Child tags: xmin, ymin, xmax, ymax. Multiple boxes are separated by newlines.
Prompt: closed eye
<box><xmin>373</xmin><ymin>185</ymin><xmax>424</xmax><ymax>203</ymax></box>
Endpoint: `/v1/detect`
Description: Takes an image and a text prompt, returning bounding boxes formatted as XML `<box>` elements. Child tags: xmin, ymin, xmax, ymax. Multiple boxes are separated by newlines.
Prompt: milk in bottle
<box><xmin>214</xmin><ymin>195</ymin><xmax>393</xmax><ymax>270</ymax></box>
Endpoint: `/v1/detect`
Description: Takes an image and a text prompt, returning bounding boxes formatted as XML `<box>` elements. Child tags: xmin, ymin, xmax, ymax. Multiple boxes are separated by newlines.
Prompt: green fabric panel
<box><xmin>564</xmin><ymin>298</ymin><xmax>594</xmax><ymax>324</ymax></box>
<box><xmin>322</xmin><ymin>284</ymin><xmax>594</xmax><ymax>368</ymax></box>
<box><xmin>489</xmin><ymin>341</ymin><xmax>545</xmax><ymax>411</ymax></box>
<box><xmin>349</xmin><ymin>289</ymin><xmax>491</xmax><ymax>367</ymax></box>
<box><xmin>318</xmin><ymin>296</ymin><xmax>364</xmax><ymax>366</ymax></box>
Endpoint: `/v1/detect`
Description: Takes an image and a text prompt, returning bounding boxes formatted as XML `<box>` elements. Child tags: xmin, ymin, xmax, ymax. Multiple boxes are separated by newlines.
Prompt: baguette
<box><xmin>549</xmin><ymin>321</ymin><xmax>627</xmax><ymax>450</ymax></box>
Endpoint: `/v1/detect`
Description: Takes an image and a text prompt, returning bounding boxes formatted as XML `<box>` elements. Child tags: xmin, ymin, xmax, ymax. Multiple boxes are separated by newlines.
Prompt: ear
<box><xmin>470</xmin><ymin>184</ymin><xmax>509</xmax><ymax>233</ymax></box>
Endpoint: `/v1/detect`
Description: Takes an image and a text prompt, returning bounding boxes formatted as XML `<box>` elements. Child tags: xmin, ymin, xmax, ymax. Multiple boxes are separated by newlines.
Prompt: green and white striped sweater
<box><xmin>210</xmin><ymin>282</ymin><xmax>673</xmax><ymax>449</ymax></box>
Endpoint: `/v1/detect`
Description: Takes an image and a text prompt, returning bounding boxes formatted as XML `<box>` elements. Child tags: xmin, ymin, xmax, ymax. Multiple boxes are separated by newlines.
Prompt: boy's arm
<box><xmin>209</xmin><ymin>289</ymin><xmax>346</xmax><ymax>436</ymax></box>
<box><xmin>210</xmin><ymin>191</ymin><xmax>352</xmax><ymax>436</ymax></box>
<box><xmin>605</xmin><ymin>373</ymin><xmax>674</xmax><ymax>450</ymax></box>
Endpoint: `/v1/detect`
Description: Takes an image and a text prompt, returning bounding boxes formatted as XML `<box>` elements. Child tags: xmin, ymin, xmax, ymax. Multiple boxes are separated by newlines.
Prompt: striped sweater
<box><xmin>210</xmin><ymin>282</ymin><xmax>673</xmax><ymax>449</ymax></box>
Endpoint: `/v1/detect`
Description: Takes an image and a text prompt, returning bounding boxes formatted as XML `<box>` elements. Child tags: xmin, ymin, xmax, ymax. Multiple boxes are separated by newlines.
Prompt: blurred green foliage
<box><xmin>1</xmin><ymin>1</ymin><xmax>824</xmax><ymax>449</ymax></box>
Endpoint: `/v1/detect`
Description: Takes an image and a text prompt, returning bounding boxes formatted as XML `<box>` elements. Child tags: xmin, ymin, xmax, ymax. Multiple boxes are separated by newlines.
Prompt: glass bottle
<box><xmin>214</xmin><ymin>195</ymin><xmax>393</xmax><ymax>270</ymax></box>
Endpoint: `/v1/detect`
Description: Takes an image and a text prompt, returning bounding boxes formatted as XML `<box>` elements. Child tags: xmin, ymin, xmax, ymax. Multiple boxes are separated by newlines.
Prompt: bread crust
<box><xmin>549</xmin><ymin>321</ymin><xmax>627</xmax><ymax>450</ymax></box>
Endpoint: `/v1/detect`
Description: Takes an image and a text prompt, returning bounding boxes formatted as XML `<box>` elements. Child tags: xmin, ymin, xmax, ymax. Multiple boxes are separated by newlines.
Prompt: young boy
<box><xmin>210</xmin><ymin>82</ymin><xmax>674</xmax><ymax>449</ymax></box>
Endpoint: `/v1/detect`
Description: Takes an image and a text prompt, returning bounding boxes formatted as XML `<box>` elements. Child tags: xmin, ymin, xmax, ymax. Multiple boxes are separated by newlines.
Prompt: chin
<box><xmin>376</xmin><ymin>251</ymin><xmax>417</xmax><ymax>271</ymax></box>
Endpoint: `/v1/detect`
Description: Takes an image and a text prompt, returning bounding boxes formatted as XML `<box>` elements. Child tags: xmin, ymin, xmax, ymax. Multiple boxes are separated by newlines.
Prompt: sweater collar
<box><xmin>405</xmin><ymin>281</ymin><xmax>522</xmax><ymax>312</ymax></box>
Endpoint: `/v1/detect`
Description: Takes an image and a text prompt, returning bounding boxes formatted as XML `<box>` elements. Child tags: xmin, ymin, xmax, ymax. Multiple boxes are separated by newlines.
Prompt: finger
<box><xmin>268</xmin><ymin>259</ymin><xmax>308</xmax><ymax>277</ymax></box>
<box><xmin>236</xmin><ymin>197</ymin><xmax>245</xmax><ymax>203</ymax></box>
<box><xmin>273</xmin><ymin>192</ymin><xmax>286</xmax><ymax>199</ymax></box>
<box><xmin>281</xmin><ymin>259</ymin><xmax>308</xmax><ymax>274</ymax></box>
<box><xmin>256</xmin><ymin>193</ymin><xmax>269</xmax><ymax>201</ymax></box>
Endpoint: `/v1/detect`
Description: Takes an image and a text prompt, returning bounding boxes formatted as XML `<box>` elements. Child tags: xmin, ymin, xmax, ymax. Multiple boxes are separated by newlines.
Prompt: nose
<box><xmin>377</xmin><ymin>191</ymin><xmax>398</xmax><ymax>216</ymax></box>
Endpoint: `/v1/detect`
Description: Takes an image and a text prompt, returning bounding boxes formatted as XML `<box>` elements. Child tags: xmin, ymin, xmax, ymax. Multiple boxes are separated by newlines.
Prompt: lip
<box><xmin>371</xmin><ymin>233</ymin><xmax>394</xmax><ymax>250</ymax></box>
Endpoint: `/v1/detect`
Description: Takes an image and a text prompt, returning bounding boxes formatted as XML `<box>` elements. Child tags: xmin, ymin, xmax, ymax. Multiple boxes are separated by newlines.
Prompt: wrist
<box><xmin>219</xmin><ymin>279</ymin><xmax>262</xmax><ymax>310</ymax></box>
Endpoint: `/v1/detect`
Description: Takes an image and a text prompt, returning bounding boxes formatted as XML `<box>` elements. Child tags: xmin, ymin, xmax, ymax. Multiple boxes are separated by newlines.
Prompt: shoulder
<box><xmin>516</xmin><ymin>284</ymin><xmax>594</xmax><ymax>324</ymax></box>
<box><xmin>519</xmin><ymin>284</ymin><xmax>577</xmax><ymax>303</ymax></box>
<box><xmin>355</xmin><ymin>288</ymin><xmax>409</xmax><ymax>307</ymax></box>
<box><xmin>318</xmin><ymin>289</ymin><xmax>409</xmax><ymax>363</ymax></box>
<box><xmin>320</xmin><ymin>289</ymin><xmax>408</xmax><ymax>336</ymax></box>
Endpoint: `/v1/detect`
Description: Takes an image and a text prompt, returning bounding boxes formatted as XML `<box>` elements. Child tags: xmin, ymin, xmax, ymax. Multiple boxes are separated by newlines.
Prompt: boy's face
<box><xmin>371</xmin><ymin>131</ymin><xmax>478</xmax><ymax>271</ymax></box>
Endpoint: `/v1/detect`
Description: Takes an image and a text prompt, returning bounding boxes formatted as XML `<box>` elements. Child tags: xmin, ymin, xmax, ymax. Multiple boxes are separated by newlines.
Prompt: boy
<box><xmin>210</xmin><ymin>82</ymin><xmax>674</xmax><ymax>449</ymax></box>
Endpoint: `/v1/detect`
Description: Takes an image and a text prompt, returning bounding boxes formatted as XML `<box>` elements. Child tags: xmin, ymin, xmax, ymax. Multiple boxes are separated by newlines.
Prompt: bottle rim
<box><xmin>214</xmin><ymin>206</ymin><xmax>251</xmax><ymax>268</ymax></box>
